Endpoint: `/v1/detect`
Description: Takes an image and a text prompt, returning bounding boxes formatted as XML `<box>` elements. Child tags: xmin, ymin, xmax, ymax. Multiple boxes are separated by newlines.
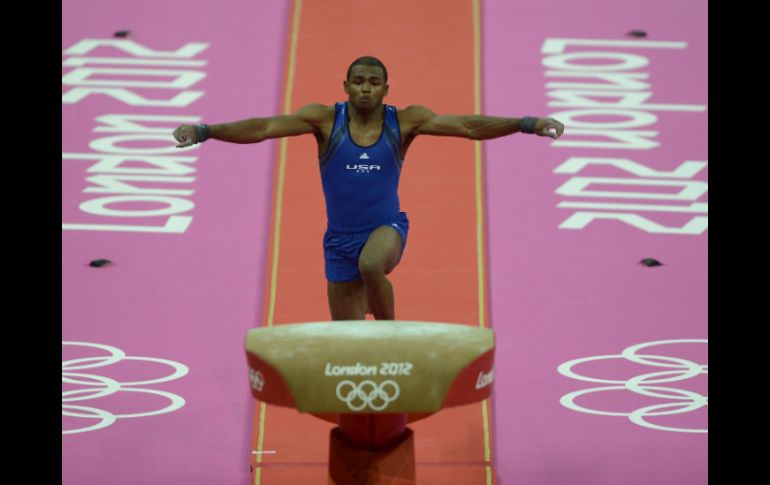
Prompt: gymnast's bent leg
<box><xmin>357</xmin><ymin>225</ymin><xmax>403</xmax><ymax>320</ymax></box>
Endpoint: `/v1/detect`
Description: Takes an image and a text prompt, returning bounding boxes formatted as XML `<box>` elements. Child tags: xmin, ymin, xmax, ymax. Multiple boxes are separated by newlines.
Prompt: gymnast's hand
<box><xmin>535</xmin><ymin>118</ymin><xmax>565</xmax><ymax>139</ymax></box>
<box><xmin>173</xmin><ymin>125</ymin><xmax>198</xmax><ymax>148</ymax></box>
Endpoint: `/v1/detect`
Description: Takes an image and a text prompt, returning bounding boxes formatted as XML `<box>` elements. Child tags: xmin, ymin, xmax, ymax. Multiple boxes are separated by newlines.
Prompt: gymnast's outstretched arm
<box><xmin>172</xmin><ymin>103</ymin><xmax>333</xmax><ymax>147</ymax></box>
<box><xmin>399</xmin><ymin>104</ymin><xmax>564</xmax><ymax>141</ymax></box>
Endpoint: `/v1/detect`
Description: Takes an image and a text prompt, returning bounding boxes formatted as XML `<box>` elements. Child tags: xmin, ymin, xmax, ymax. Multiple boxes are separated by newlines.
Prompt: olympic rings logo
<box><xmin>558</xmin><ymin>339</ymin><xmax>707</xmax><ymax>433</ymax></box>
<box><xmin>62</xmin><ymin>341</ymin><xmax>189</xmax><ymax>435</ymax></box>
<box><xmin>336</xmin><ymin>380</ymin><xmax>400</xmax><ymax>411</ymax></box>
<box><xmin>249</xmin><ymin>368</ymin><xmax>265</xmax><ymax>391</ymax></box>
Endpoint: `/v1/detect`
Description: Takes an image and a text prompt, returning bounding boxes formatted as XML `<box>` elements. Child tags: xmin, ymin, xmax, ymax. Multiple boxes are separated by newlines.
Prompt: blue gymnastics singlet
<box><xmin>319</xmin><ymin>101</ymin><xmax>404</xmax><ymax>231</ymax></box>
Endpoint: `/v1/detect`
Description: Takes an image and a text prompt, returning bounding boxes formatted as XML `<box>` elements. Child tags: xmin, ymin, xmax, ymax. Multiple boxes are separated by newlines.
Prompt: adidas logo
<box><xmin>359</xmin><ymin>152</ymin><xmax>370</xmax><ymax>160</ymax></box>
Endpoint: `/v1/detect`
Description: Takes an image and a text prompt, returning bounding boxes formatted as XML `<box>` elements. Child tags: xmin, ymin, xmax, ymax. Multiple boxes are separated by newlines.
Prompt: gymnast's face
<box><xmin>344</xmin><ymin>65</ymin><xmax>388</xmax><ymax>112</ymax></box>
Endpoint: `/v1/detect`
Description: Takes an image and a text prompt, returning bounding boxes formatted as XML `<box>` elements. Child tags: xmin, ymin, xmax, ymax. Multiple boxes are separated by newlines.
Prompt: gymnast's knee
<box><xmin>358</xmin><ymin>257</ymin><xmax>387</xmax><ymax>284</ymax></box>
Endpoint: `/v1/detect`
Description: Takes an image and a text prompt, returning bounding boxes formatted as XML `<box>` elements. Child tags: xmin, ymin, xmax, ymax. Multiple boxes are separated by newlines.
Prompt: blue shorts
<box><xmin>323</xmin><ymin>212</ymin><xmax>410</xmax><ymax>283</ymax></box>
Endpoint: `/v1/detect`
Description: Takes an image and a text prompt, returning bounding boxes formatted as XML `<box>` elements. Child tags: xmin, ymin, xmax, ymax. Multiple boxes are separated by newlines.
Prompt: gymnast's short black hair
<box><xmin>346</xmin><ymin>56</ymin><xmax>388</xmax><ymax>82</ymax></box>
